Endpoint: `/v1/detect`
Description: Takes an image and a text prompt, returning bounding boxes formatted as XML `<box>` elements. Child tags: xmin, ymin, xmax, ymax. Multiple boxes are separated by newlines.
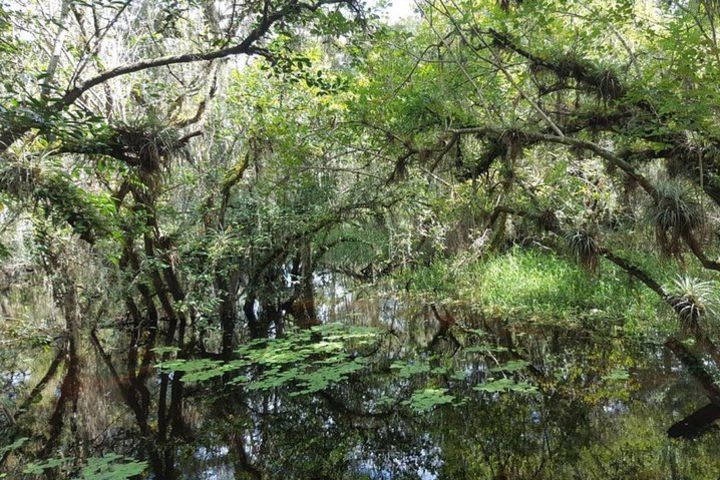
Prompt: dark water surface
<box><xmin>2</xmin><ymin>288</ymin><xmax>720</xmax><ymax>479</ymax></box>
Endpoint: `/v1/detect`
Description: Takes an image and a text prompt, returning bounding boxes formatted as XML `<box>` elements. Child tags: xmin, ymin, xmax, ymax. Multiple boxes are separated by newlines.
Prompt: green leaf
<box><xmin>602</xmin><ymin>368</ymin><xmax>630</xmax><ymax>382</ymax></box>
<box><xmin>490</xmin><ymin>360</ymin><xmax>530</xmax><ymax>373</ymax></box>
<box><xmin>403</xmin><ymin>388</ymin><xmax>455</xmax><ymax>412</ymax></box>
<box><xmin>389</xmin><ymin>360</ymin><xmax>431</xmax><ymax>378</ymax></box>
<box><xmin>474</xmin><ymin>378</ymin><xmax>538</xmax><ymax>394</ymax></box>
<box><xmin>74</xmin><ymin>454</ymin><xmax>147</xmax><ymax>480</ymax></box>
<box><xmin>0</xmin><ymin>437</ymin><xmax>28</xmax><ymax>456</ymax></box>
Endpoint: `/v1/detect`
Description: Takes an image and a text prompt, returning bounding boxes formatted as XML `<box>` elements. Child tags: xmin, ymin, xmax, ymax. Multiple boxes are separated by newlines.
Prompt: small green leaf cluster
<box><xmin>22</xmin><ymin>454</ymin><xmax>147</xmax><ymax>480</ymax></box>
<box><xmin>158</xmin><ymin>323</ymin><xmax>379</xmax><ymax>395</ymax></box>
<box><xmin>403</xmin><ymin>387</ymin><xmax>456</xmax><ymax>412</ymax></box>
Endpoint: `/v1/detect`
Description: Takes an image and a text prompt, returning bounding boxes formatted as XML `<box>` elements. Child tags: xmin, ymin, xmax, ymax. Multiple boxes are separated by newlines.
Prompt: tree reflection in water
<box><xmin>3</xmin><ymin>288</ymin><xmax>720</xmax><ymax>480</ymax></box>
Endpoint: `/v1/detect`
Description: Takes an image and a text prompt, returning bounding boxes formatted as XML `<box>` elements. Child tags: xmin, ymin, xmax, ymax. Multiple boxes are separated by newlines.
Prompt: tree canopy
<box><xmin>4</xmin><ymin>0</ymin><xmax>720</xmax><ymax>478</ymax></box>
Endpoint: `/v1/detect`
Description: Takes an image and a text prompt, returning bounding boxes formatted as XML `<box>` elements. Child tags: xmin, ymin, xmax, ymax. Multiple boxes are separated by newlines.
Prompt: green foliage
<box><xmin>646</xmin><ymin>181</ymin><xmax>704</xmax><ymax>257</ymax></box>
<box><xmin>601</xmin><ymin>368</ymin><xmax>630</xmax><ymax>382</ymax></box>
<box><xmin>565</xmin><ymin>231</ymin><xmax>599</xmax><ymax>272</ymax></box>
<box><xmin>0</xmin><ymin>437</ymin><xmax>28</xmax><ymax>456</ymax></box>
<box><xmin>8</xmin><ymin>0</ymin><xmax>720</xmax><ymax>477</ymax></box>
<box><xmin>261</xmin><ymin>37</ymin><xmax>350</xmax><ymax>95</ymax></box>
<box><xmin>474</xmin><ymin>378</ymin><xmax>538</xmax><ymax>394</ymax></box>
<box><xmin>23</xmin><ymin>457</ymin><xmax>68</xmax><ymax>475</ymax></box>
<box><xmin>670</xmin><ymin>275</ymin><xmax>718</xmax><ymax>324</ymax></box>
<box><xmin>23</xmin><ymin>454</ymin><xmax>147</xmax><ymax>480</ymax></box>
<box><xmin>74</xmin><ymin>454</ymin><xmax>147</xmax><ymax>480</ymax></box>
<box><xmin>403</xmin><ymin>387</ymin><xmax>455</xmax><ymax>412</ymax></box>
<box><xmin>489</xmin><ymin>359</ymin><xmax>530</xmax><ymax>373</ymax></box>
<box><xmin>159</xmin><ymin>324</ymin><xmax>379</xmax><ymax>395</ymax></box>
<box><xmin>389</xmin><ymin>360</ymin><xmax>431</xmax><ymax>378</ymax></box>
<box><xmin>404</xmin><ymin>248</ymin><xmax>664</xmax><ymax>330</ymax></box>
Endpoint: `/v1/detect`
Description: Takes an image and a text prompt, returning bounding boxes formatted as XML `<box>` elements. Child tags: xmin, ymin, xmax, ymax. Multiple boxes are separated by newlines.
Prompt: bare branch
<box><xmin>60</xmin><ymin>0</ymin><xmax>349</xmax><ymax>106</ymax></box>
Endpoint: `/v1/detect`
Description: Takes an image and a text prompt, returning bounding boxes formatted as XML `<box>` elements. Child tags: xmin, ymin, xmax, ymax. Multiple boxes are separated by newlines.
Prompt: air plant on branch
<box><xmin>669</xmin><ymin>275</ymin><xmax>717</xmax><ymax>327</ymax></box>
<box><xmin>565</xmin><ymin>230</ymin><xmax>599</xmax><ymax>272</ymax></box>
<box><xmin>646</xmin><ymin>181</ymin><xmax>704</xmax><ymax>258</ymax></box>
<box><xmin>534</xmin><ymin>52</ymin><xmax>624</xmax><ymax>102</ymax></box>
<box><xmin>116</xmin><ymin>120</ymin><xmax>181</xmax><ymax>175</ymax></box>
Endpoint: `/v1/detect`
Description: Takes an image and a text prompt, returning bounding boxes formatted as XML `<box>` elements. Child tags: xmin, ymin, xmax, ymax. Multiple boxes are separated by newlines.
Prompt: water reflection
<box><xmin>3</xmin><ymin>280</ymin><xmax>720</xmax><ymax>479</ymax></box>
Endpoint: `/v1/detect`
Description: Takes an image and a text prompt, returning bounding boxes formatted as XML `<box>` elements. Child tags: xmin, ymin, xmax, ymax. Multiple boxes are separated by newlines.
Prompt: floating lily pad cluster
<box><xmin>21</xmin><ymin>454</ymin><xmax>147</xmax><ymax>480</ymax></box>
<box><xmin>158</xmin><ymin>323</ymin><xmax>379</xmax><ymax>396</ymax></box>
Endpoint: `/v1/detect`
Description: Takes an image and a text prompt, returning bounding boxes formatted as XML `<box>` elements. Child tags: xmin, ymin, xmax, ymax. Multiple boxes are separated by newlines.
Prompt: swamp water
<box><xmin>1</xmin><ymin>286</ymin><xmax>720</xmax><ymax>480</ymax></box>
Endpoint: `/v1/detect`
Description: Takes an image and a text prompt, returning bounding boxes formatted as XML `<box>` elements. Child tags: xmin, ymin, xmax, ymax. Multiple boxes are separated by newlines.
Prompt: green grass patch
<box><xmin>403</xmin><ymin>248</ymin><xmax>673</xmax><ymax>333</ymax></box>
